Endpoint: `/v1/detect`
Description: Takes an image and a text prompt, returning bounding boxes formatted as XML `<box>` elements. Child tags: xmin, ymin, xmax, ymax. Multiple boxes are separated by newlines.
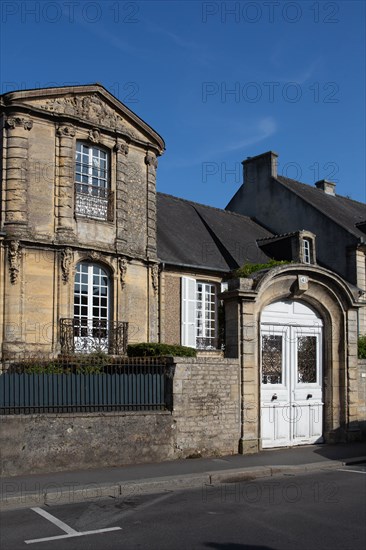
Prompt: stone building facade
<box><xmin>226</xmin><ymin>151</ymin><xmax>366</xmax><ymax>334</ymax></box>
<box><xmin>0</xmin><ymin>85</ymin><xmax>165</xmax><ymax>361</ymax></box>
<box><xmin>0</xmin><ymin>86</ymin><xmax>365</xmax><ymax>466</ymax></box>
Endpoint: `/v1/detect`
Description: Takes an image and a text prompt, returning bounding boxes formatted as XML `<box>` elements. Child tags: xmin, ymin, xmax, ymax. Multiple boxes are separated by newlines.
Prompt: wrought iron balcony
<box><xmin>75</xmin><ymin>184</ymin><xmax>114</xmax><ymax>221</ymax></box>
<box><xmin>60</xmin><ymin>318</ymin><xmax>128</xmax><ymax>355</ymax></box>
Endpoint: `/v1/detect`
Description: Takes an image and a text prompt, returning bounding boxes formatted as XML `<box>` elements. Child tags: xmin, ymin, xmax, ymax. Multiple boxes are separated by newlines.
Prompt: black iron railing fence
<box><xmin>60</xmin><ymin>319</ymin><xmax>128</xmax><ymax>355</ymax></box>
<box><xmin>0</xmin><ymin>356</ymin><xmax>174</xmax><ymax>415</ymax></box>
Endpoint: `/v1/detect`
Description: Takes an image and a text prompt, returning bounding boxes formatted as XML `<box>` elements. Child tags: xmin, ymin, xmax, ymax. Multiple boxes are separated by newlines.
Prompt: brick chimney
<box><xmin>315</xmin><ymin>179</ymin><xmax>336</xmax><ymax>196</ymax></box>
<box><xmin>242</xmin><ymin>151</ymin><xmax>278</xmax><ymax>185</ymax></box>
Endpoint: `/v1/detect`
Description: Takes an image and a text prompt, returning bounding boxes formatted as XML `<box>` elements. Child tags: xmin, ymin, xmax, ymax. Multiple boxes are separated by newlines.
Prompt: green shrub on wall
<box><xmin>127</xmin><ymin>343</ymin><xmax>197</xmax><ymax>358</ymax></box>
<box><xmin>232</xmin><ymin>259</ymin><xmax>291</xmax><ymax>278</ymax></box>
<box><xmin>359</xmin><ymin>335</ymin><xmax>366</xmax><ymax>359</ymax></box>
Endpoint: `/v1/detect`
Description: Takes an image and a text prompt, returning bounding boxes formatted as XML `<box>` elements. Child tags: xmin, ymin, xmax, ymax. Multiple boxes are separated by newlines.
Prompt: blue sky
<box><xmin>1</xmin><ymin>0</ymin><xmax>365</xmax><ymax>206</ymax></box>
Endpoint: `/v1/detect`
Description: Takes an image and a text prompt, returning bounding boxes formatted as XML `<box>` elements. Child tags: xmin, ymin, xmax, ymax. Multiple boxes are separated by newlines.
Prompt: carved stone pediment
<box><xmin>4</xmin><ymin>85</ymin><xmax>165</xmax><ymax>153</ymax></box>
<box><xmin>26</xmin><ymin>94</ymin><xmax>142</xmax><ymax>140</ymax></box>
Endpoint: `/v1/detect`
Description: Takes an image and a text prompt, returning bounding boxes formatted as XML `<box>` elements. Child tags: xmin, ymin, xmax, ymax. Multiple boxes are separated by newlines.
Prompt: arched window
<box><xmin>74</xmin><ymin>262</ymin><xmax>110</xmax><ymax>352</ymax></box>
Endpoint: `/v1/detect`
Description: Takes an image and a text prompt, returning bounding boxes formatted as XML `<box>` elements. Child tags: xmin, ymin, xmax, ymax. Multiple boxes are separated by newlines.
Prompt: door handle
<box><xmin>271</xmin><ymin>394</ymin><xmax>278</xmax><ymax>401</ymax></box>
<box><xmin>307</xmin><ymin>394</ymin><xmax>313</xmax><ymax>399</ymax></box>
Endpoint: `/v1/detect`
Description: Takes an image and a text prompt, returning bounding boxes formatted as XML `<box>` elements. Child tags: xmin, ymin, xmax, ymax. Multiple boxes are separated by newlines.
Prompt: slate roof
<box><xmin>157</xmin><ymin>193</ymin><xmax>273</xmax><ymax>272</ymax></box>
<box><xmin>257</xmin><ymin>231</ymin><xmax>304</xmax><ymax>243</ymax></box>
<box><xmin>276</xmin><ymin>176</ymin><xmax>366</xmax><ymax>240</ymax></box>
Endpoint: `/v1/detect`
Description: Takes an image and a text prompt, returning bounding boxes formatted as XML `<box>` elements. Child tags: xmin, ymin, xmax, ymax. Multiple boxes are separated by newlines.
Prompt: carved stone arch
<box><xmin>254</xmin><ymin>266</ymin><xmax>357</xmax><ymax>444</ymax></box>
<box><xmin>222</xmin><ymin>263</ymin><xmax>361</xmax><ymax>454</ymax></box>
<box><xmin>255</xmin><ymin>264</ymin><xmax>356</xmax><ymax>311</ymax></box>
<box><xmin>75</xmin><ymin>252</ymin><xmax>116</xmax><ymax>278</ymax></box>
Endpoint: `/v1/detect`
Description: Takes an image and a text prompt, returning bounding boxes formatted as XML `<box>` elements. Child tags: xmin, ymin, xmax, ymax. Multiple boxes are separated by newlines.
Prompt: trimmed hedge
<box><xmin>127</xmin><ymin>343</ymin><xmax>197</xmax><ymax>358</ymax></box>
<box><xmin>359</xmin><ymin>335</ymin><xmax>366</xmax><ymax>359</ymax></box>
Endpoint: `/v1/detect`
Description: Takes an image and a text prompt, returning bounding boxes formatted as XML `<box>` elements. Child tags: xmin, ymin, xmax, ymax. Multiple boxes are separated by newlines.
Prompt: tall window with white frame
<box><xmin>75</xmin><ymin>142</ymin><xmax>111</xmax><ymax>221</ymax></box>
<box><xmin>196</xmin><ymin>282</ymin><xmax>216</xmax><ymax>349</ymax></box>
<box><xmin>302</xmin><ymin>238</ymin><xmax>311</xmax><ymax>264</ymax></box>
<box><xmin>181</xmin><ymin>277</ymin><xmax>217</xmax><ymax>349</ymax></box>
<box><xmin>74</xmin><ymin>262</ymin><xmax>110</xmax><ymax>352</ymax></box>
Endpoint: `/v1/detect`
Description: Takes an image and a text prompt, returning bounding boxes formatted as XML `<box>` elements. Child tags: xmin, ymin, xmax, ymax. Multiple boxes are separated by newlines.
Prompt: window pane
<box><xmin>75</xmin><ymin>143</ymin><xmax>110</xmax><ymax>220</ymax></box>
<box><xmin>262</xmin><ymin>335</ymin><xmax>282</xmax><ymax>384</ymax></box>
<box><xmin>297</xmin><ymin>336</ymin><xmax>317</xmax><ymax>383</ymax></box>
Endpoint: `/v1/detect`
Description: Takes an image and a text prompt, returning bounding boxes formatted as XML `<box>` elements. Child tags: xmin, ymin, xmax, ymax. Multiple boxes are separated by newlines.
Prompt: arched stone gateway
<box><xmin>222</xmin><ymin>264</ymin><xmax>363</xmax><ymax>454</ymax></box>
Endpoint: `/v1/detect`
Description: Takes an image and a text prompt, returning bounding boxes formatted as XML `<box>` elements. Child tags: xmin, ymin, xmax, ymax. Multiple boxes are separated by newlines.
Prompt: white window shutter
<box><xmin>181</xmin><ymin>277</ymin><xmax>196</xmax><ymax>348</ymax></box>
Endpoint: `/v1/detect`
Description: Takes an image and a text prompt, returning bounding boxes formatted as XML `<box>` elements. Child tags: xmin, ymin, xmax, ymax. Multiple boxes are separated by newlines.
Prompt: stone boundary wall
<box><xmin>173</xmin><ymin>358</ymin><xmax>240</xmax><ymax>457</ymax></box>
<box><xmin>0</xmin><ymin>357</ymin><xmax>240</xmax><ymax>476</ymax></box>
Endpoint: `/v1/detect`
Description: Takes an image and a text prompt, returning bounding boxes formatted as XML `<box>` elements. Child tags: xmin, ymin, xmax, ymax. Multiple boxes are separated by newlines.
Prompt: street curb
<box><xmin>0</xmin><ymin>460</ymin><xmax>350</xmax><ymax>511</ymax></box>
<box><xmin>343</xmin><ymin>455</ymin><xmax>366</xmax><ymax>465</ymax></box>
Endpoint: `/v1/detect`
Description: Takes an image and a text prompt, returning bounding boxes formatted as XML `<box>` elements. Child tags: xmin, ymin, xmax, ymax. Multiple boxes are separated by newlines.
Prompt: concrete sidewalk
<box><xmin>1</xmin><ymin>442</ymin><xmax>365</xmax><ymax>511</ymax></box>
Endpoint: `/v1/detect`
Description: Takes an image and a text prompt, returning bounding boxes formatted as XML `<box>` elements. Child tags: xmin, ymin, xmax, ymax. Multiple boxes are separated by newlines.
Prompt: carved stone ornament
<box><xmin>119</xmin><ymin>257</ymin><xmax>128</xmax><ymax>288</ymax></box>
<box><xmin>151</xmin><ymin>264</ymin><xmax>159</xmax><ymax>295</ymax></box>
<box><xmin>87</xmin><ymin>250</ymin><xmax>102</xmax><ymax>262</ymax></box>
<box><xmin>57</xmin><ymin>124</ymin><xmax>75</xmax><ymax>137</ymax></box>
<box><xmin>358</xmin><ymin>290</ymin><xmax>366</xmax><ymax>301</ymax></box>
<box><xmin>297</xmin><ymin>274</ymin><xmax>309</xmax><ymax>292</ymax></box>
<box><xmin>114</xmin><ymin>141</ymin><xmax>129</xmax><ymax>155</ymax></box>
<box><xmin>88</xmin><ymin>128</ymin><xmax>100</xmax><ymax>143</ymax></box>
<box><xmin>145</xmin><ymin>152</ymin><xmax>158</xmax><ymax>169</ymax></box>
<box><xmin>6</xmin><ymin>117</ymin><xmax>33</xmax><ymax>131</ymax></box>
<box><xmin>8</xmin><ymin>240</ymin><xmax>21</xmax><ymax>284</ymax></box>
<box><xmin>61</xmin><ymin>247</ymin><xmax>74</xmax><ymax>284</ymax></box>
<box><xmin>37</xmin><ymin>94</ymin><xmax>137</xmax><ymax>138</ymax></box>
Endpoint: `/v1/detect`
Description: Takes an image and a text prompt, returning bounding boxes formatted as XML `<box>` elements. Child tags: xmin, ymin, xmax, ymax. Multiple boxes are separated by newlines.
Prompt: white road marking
<box><xmin>24</xmin><ymin>507</ymin><xmax>121</xmax><ymax>544</ymax></box>
<box><xmin>30</xmin><ymin>507</ymin><xmax>78</xmax><ymax>535</ymax></box>
<box><xmin>25</xmin><ymin>492</ymin><xmax>172</xmax><ymax>544</ymax></box>
<box><xmin>25</xmin><ymin>528</ymin><xmax>121</xmax><ymax>544</ymax></box>
<box><xmin>337</xmin><ymin>468</ymin><xmax>366</xmax><ymax>474</ymax></box>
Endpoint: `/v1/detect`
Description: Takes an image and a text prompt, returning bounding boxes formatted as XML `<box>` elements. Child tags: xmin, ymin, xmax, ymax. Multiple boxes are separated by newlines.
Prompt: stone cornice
<box><xmin>1</xmin><ymin>238</ymin><xmax>156</xmax><ymax>265</ymax></box>
<box><xmin>1</xmin><ymin>102</ymin><xmax>162</xmax><ymax>156</ymax></box>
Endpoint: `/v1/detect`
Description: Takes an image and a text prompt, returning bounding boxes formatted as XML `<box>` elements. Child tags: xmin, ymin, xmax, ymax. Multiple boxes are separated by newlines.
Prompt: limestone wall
<box><xmin>161</xmin><ymin>273</ymin><xmax>181</xmax><ymax>345</ymax></box>
<box><xmin>0</xmin><ymin>357</ymin><xmax>240</xmax><ymax>476</ymax></box>
<box><xmin>0</xmin><ymin>243</ymin><xmax>157</xmax><ymax>361</ymax></box>
<box><xmin>173</xmin><ymin>358</ymin><xmax>240</xmax><ymax>457</ymax></box>
<box><xmin>0</xmin><ymin>412</ymin><xmax>175</xmax><ymax>476</ymax></box>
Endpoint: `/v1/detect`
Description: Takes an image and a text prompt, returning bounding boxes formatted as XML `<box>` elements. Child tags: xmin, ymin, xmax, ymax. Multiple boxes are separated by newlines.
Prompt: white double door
<box><xmin>260</xmin><ymin>300</ymin><xmax>324</xmax><ymax>448</ymax></box>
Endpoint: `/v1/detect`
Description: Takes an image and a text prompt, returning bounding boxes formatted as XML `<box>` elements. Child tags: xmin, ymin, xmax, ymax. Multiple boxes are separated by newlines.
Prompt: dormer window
<box><xmin>257</xmin><ymin>230</ymin><xmax>316</xmax><ymax>264</ymax></box>
<box><xmin>75</xmin><ymin>142</ymin><xmax>113</xmax><ymax>221</ymax></box>
<box><xmin>303</xmin><ymin>238</ymin><xmax>311</xmax><ymax>264</ymax></box>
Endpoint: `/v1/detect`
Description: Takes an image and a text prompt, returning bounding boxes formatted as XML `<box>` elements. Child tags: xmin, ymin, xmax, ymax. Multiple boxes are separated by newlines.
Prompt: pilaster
<box><xmin>4</xmin><ymin>115</ymin><xmax>33</xmax><ymax>237</ymax></box>
<box><xmin>144</xmin><ymin>151</ymin><xmax>158</xmax><ymax>259</ymax></box>
<box><xmin>55</xmin><ymin>124</ymin><xmax>76</xmax><ymax>243</ymax></box>
<box><xmin>115</xmin><ymin>139</ymin><xmax>129</xmax><ymax>252</ymax></box>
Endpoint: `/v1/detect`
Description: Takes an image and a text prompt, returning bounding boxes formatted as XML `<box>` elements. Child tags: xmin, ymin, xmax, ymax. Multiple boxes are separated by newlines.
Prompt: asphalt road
<box><xmin>1</xmin><ymin>466</ymin><xmax>365</xmax><ymax>550</ymax></box>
